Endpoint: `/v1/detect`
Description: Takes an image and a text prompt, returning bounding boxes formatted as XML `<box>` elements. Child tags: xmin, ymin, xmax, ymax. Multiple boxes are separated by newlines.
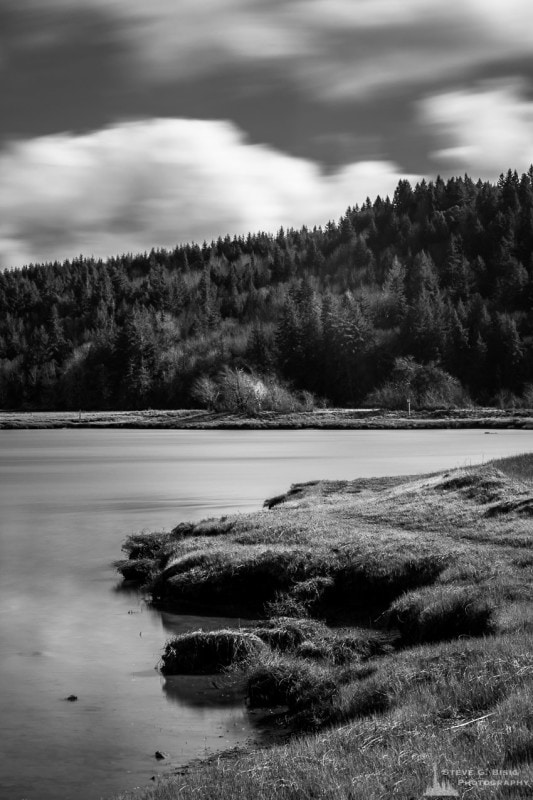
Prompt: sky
<box><xmin>1</xmin><ymin>0</ymin><xmax>533</xmax><ymax>268</ymax></box>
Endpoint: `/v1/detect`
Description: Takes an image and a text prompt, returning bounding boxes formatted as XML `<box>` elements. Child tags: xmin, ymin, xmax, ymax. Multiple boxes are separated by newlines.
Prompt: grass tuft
<box><xmin>245</xmin><ymin>652</ymin><xmax>338</xmax><ymax>727</ymax></box>
<box><xmin>387</xmin><ymin>585</ymin><xmax>496</xmax><ymax>644</ymax></box>
<box><xmin>159</xmin><ymin>630</ymin><xmax>266</xmax><ymax>675</ymax></box>
<box><xmin>253</xmin><ymin>617</ymin><xmax>329</xmax><ymax>652</ymax></box>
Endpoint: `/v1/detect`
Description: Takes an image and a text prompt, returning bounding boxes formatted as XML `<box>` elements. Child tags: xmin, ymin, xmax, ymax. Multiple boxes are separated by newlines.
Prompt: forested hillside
<box><xmin>1</xmin><ymin>168</ymin><xmax>533</xmax><ymax>411</ymax></box>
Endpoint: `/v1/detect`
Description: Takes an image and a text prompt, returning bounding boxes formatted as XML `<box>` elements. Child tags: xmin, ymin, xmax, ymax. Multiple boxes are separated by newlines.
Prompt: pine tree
<box><xmin>381</xmin><ymin>257</ymin><xmax>407</xmax><ymax>327</ymax></box>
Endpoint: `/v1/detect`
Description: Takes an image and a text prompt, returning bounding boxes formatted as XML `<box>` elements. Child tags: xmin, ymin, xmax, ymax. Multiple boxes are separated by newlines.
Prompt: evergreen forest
<box><xmin>1</xmin><ymin>168</ymin><xmax>533</xmax><ymax>412</ymax></box>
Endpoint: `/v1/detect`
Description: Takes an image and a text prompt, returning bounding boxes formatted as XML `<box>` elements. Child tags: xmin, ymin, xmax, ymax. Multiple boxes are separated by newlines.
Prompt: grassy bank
<box><xmin>113</xmin><ymin>454</ymin><xmax>533</xmax><ymax>799</ymax></box>
<box><xmin>2</xmin><ymin>407</ymin><xmax>533</xmax><ymax>430</ymax></box>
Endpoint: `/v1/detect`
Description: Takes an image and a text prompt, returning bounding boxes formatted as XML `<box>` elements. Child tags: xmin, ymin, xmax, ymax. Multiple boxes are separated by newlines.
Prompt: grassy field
<box><xmin>113</xmin><ymin>454</ymin><xmax>533</xmax><ymax>799</ymax></box>
<box><xmin>3</xmin><ymin>407</ymin><xmax>533</xmax><ymax>429</ymax></box>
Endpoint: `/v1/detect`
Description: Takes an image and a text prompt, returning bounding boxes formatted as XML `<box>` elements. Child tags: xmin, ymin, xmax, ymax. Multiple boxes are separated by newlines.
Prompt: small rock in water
<box><xmin>154</xmin><ymin>751</ymin><xmax>166</xmax><ymax>760</ymax></box>
<box><xmin>65</xmin><ymin>695</ymin><xmax>78</xmax><ymax>702</ymax></box>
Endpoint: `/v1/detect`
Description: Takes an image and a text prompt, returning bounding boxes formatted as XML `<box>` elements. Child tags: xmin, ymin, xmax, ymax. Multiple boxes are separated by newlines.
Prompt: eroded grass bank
<box><xmin>113</xmin><ymin>454</ymin><xmax>533</xmax><ymax>799</ymax></box>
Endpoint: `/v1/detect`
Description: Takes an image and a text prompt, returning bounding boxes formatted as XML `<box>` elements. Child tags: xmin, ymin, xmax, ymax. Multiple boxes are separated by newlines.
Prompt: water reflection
<box><xmin>158</xmin><ymin>609</ymin><xmax>259</xmax><ymax>636</ymax></box>
<box><xmin>163</xmin><ymin>674</ymin><xmax>246</xmax><ymax>708</ymax></box>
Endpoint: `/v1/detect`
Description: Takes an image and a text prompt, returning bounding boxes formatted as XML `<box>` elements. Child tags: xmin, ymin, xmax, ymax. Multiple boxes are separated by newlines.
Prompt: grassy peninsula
<box><xmin>114</xmin><ymin>454</ymin><xmax>533</xmax><ymax>799</ymax></box>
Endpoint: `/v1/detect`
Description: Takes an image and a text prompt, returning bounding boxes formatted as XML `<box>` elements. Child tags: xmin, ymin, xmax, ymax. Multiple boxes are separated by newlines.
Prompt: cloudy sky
<box><xmin>1</xmin><ymin>0</ymin><xmax>533</xmax><ymax>268</ymax></box>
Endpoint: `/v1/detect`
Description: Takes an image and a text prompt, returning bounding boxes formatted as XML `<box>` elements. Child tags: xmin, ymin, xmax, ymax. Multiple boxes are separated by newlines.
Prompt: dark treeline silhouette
<box><xmin>1</xmin><ymin>168</ymin><xmax>533</xmax><ymax>411</ymax></box>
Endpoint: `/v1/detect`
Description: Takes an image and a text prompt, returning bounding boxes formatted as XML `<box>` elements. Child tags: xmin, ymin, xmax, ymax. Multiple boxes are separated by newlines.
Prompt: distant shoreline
<box><xmin>2</xmin><ymin>407</ymin><xmax>533</xmax><ymax>430</ymax></box>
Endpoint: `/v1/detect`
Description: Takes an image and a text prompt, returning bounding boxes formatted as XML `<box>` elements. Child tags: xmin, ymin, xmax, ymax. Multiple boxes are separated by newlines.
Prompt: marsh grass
<box><xmin>115</xmin><ymin>531</ymin><xmax>176</xmax><ymax>585</ymax></box>
<box><xmin>245</xmin><ymin>652</ymin><xmax>338</xmax><ymax>721</ymax></box>
<box><xmin>159</xmin><ymin>630</ymin><xmax>266</xmax><ymax>674</ymax></box>
<box><xmin>113</xmin><ymin>454</ymin><xmax>533</xmax><ymax>800</ymax></box>
<box><xmin>115</xmin><ymin>635</ymin><xmax>533</xmax><ymax>800</ymax></box>
<box><xmin>252</xmin><ymin>617</ymin><xmax>329</xmax><ymax>651</ymax></box>
<box><xmin>492</xmin><ymin>452</ymin><xmax>533</xmax><ymax>483</ymax></box>
<box><xmin>386</xmin><ymin>585</ymin><xmax>496</xmax><ymax>644</ymax></box>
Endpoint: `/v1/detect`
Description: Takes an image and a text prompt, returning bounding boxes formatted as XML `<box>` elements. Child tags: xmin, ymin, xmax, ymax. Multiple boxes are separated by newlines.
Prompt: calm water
<box><xmin>1</xmin><ymin>428</ymin><xmax>533</xmax><ymax>800</ymax></box>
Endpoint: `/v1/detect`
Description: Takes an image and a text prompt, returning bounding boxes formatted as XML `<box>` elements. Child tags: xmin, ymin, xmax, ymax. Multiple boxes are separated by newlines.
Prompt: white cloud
<box><xmin>466</xmin><ymin>0</ymin><xmax>533</xmax><ymax>46</ymax></box>
<box><xmin>22</xmin><ymin>0</ymin><xmax>533</xmax><ymax>99</ymax></box>
<box><xmin>0</xmin><ymin>118</ymin><xmax>421</xmax><ymax>269</ymax></box>
<box><xmin>420</xmin><ymin>81</ymin><xmax>533</xmax><ymax>177</ymax></box>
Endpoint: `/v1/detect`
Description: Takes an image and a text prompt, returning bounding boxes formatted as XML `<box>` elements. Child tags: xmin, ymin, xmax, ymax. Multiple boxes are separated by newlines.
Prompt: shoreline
<box><xmin>2</xmin><ymin>407</ymin><xmax>533</xmax><ymax>430</ymax></box>
<box><xmin>111</xmin><ymin>453</ymin><xmax>533</xmax><ymax>800</ymax></box>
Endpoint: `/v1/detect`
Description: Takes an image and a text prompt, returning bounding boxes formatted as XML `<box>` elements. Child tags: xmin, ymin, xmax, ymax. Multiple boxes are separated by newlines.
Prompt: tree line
<box><xmin>1</xmin><ymin>167</ymin><xmax>533</xmax><ymax>411</ymax></box>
